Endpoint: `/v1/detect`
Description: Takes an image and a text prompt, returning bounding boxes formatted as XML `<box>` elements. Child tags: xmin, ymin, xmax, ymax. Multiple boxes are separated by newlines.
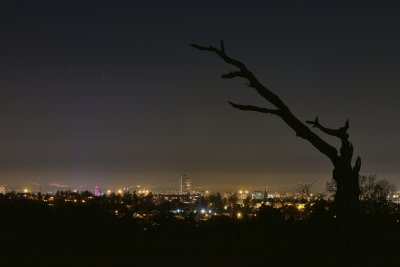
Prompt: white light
<box><xmin>201</xmin><ymin>209</ymin><xmax>206</xmax><ymax>214</ymax></box>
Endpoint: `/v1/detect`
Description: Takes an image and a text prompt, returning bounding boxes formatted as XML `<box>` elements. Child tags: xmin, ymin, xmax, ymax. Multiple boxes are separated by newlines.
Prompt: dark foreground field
<box><xmin>1</xmin><ymin>201</ymin><xmax>399</xmax><ymax>267</ymax></box>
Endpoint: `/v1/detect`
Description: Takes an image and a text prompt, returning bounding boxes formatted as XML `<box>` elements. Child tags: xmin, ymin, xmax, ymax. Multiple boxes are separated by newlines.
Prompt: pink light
<box><xmin>94</xmin><ymin>184</ymin><xmax>100</xmax><ymax>197</ymax></box>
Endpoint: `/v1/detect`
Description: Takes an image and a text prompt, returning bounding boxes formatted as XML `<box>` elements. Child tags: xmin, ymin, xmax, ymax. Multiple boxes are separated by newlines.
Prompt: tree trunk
<box><xmin>334</xmin><ymin>162</ymin><xmax>360</xmax><ymax>267</ymax></box>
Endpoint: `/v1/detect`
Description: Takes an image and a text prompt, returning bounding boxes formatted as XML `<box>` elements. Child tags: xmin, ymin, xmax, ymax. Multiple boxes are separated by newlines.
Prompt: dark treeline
<box><xmin>1</xmin><ymin>188</ymin><xmax>399</xmax><ymax>267</ymax></box>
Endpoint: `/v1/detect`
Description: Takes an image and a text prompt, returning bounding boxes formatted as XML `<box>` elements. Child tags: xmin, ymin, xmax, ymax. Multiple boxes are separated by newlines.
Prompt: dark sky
<box><xmin>1</xmin><ymin>1</ymin><xmax>400</xmax><ymax>192</ymax></box>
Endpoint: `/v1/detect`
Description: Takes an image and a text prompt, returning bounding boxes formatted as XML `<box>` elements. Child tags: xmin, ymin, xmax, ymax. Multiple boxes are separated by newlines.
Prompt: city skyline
<box><xmin>0</xmin><ymin>176</ymin><xmax>310</xmax><ymax>194</ymax></box>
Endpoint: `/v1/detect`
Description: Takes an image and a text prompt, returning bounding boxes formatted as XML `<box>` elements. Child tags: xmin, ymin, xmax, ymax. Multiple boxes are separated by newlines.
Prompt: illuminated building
<box><xmin>0</xmin><ymin>185</ymin><xmax>5</xmax><ymax>195</ymax></box>
<box><xmin>180</xmin><ymin>174</ymin><xmax>191</xmax><ymax>195</ymax></box>
<box><xmin>238</xmin><ymin>190</ymin><xmax>250</xmax><ymax>200</ymax></box>
<box><xmin>94</xmin><ymin>184</ymin><xmax>100</xmax><ymax>197</ymax></box>
<box><xmin>252</xmin><ymin>191</ymin><xmax>263</xmax><ymax>200</ymax></box>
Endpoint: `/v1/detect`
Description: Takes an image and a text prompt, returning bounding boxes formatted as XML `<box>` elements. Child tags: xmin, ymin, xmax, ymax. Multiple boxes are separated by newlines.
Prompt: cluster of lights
<box><xmin>104</xmin><ymin>188</ymin><xmax>150</xmax><ymax>195</ymax></box>
<box><xmin>11</xmin><ymin>186</ymin><xmax>321</xmax><ymax>221</ymax></box>
<box><xmin>297</xmin><ymin>203</ymin><xmax>305</xmax><ymax>211</ymax></box>
<box><xmin>200</xmin><ymin>209</ymin><xmax>213</xmax><ymax>214</ymax></box>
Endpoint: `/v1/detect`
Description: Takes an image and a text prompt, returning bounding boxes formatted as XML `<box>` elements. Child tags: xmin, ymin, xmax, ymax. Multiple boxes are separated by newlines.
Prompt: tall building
<box><xmin>0</xmin><ymin>185</ymin><xmax>6</xmax><ymax>195</ymax></box>
<box><xmin>180</xmin><ymin>175</ymin><xmax>191</xmax><ymax>195</ymax></box>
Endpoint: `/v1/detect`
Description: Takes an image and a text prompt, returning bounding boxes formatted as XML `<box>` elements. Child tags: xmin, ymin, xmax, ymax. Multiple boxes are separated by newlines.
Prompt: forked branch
<box><xmin>191</xmin><ymin>41</ymin><xmax>287</xmax><ymax>109</ymax></box>
<box><xmin>306</xmin><ymin>116</ymin><xmax>349</xmax><ymax>140</ymax></box>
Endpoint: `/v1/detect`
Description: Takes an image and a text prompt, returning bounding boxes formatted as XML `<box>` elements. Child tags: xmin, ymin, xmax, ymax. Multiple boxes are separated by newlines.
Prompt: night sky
<box><xmin>1</xmin><ymin>1</ymin><xmax>400</xmax><ymax>192</ymax></box>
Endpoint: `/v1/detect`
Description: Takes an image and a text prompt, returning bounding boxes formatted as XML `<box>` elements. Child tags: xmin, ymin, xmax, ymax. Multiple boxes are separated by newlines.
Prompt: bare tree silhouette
<box><xmin>296</xmin><ymin>183</ymin><xmax>314</xmax><ymax>200</ymax></box>
<box><xmin>192</xmin><ymin>41</ymin><xmax>361</xmax><ymax>266</ymax></box>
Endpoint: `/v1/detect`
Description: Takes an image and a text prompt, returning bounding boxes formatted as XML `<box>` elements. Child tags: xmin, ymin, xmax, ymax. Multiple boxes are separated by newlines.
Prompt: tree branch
<box><xmin>221</xmin><ymin>71</ymin><xmax>246</xmax><ymax>79</ymax></box>
<box><xmin>191</xmin><ymin>42</ymin><xmax>285</xmax><ymax>109</ymax></box>
<box><xmin>306</xmin><ymin>117</ymin><xmax>349</xmax><ymax>140</ymax></box>
<box><xmin>353</xmin><ymin>156</ymin><xmax>362</xmax><ymax>175</ymax></box>
<box><xmin>192</xmin><ymin>41</ymin><xmax>339</xmax><ymax>164</ymax></box>
<box><xmin>228</xmin><ymin>101</ymin><xmax>281</xmax><ymax>115</ymax></box>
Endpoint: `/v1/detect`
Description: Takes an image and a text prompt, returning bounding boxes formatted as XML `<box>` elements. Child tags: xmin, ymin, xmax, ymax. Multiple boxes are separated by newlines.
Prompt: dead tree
<box><xmin>192</xmin><ymin>41</ymin><xmax>361</xmax><ymax>266</ymax></box>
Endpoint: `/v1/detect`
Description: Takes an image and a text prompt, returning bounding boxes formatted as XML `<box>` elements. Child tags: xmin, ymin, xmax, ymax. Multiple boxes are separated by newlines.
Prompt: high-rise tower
<box><xmin>180</xmin><ymin>175</ymin><xmax>191</xmax><ymax>195</ymax></box>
